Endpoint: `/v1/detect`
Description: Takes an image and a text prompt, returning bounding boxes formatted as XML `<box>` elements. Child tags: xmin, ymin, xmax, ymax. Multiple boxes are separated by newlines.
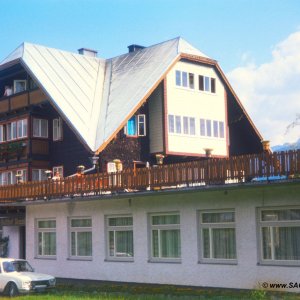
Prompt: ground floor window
<box><xmin>199</xmin><ymin>210</ymin><xmax>236</xmax><ymax>263</ymax></box>
<box><xmin>258</xmin><ymin>208</ymin><xmax>300</xmax><ymax>265</ymax></box>
<box><xmin>106</xmin><ymin>215</ymin><xmax>133</xmax><ymax>260</ymax></box>
<box><xmin>32</xmin><ymin>169</ymin><xmax>48</xmax><ymax>181</ymax></box>
<box><xmin>70</xmin><ymin>218</ymin><xmax>92</xmax><ymax>258</ymax></box>
<box><xmin>150</xmin><ymin>213</ymin><xmax>181</xmax><ymax>261</ymax></box>
<box><xmin>36</xmin><ymin>219</ymin><xmax>56</xmax><ymax>257</ymax></box>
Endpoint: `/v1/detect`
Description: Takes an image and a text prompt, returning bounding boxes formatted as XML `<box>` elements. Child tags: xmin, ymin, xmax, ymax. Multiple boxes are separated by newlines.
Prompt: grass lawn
<box><xmin>1</xmin><ymin>282</ymin><xmax>300</xmax><ymax>300</ymax></box>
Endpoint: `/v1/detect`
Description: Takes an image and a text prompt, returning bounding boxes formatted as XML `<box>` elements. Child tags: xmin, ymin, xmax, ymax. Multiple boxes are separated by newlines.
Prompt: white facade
<box><xmin>166</xmin><ymin>61</ymin><xmax>228</xmax><ymax>157</ymax></box>
<box><xmin>25</xmin><ymin>183</ymin><xmax>300</xmax><ymax>292</ymax></box>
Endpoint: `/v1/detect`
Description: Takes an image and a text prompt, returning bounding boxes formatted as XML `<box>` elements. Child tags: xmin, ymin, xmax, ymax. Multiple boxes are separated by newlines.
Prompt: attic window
<box><xmin>13</xmin><ymin>80</ymin><xmax>26</xmax><ymax>94</ymax></box>
<box><xmin>175</xmin><ymin>70</ymin><xmax>194</xmax><ymax>89</ymax></box>
<box><xmin>124</xmin><ymin>115</ymin><xmax>146</xmax><ymax>137</ymax></box>
<box><xmin>199</xmin><ymin>76</ymin><xmax>216</xmax><ymax>93</ymax></box>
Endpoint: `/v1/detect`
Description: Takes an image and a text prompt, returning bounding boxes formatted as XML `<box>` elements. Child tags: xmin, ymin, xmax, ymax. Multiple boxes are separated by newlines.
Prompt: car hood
<box><xmin>17</xmin><ymin>272</ymin><xmax>55</xmax><ymax>281</ymax></box>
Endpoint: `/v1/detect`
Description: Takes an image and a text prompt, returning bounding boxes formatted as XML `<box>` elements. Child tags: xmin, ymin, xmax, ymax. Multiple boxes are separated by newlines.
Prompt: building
<box><xmin>0</xmin><ymin>38</ymin><xmax>299</xmax><ymax>292</ymax></box>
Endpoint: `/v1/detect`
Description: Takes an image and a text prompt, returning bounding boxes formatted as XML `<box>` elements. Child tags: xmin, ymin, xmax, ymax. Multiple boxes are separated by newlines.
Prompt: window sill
<box><xmin>104</xmin><ymin>258</ymin><xmax>134</xmax><ymax>263</ymax></box>
<box><xmin>67</xmin><ymin>257</ymin><xmax>93</xmax><ymax>261</ymax></box>
<box><xmin>198</xmin><ymin>259</ymin><xmax>238</xmax><ymax>265</ymax></box>
<box><xmin>258</xmin><ymin>261</ymin><xmax>300</xmax><ymax>267</ymax></box>
<box><xmin>148</xmin><ymin>258</ymin><xmax>181</xmax><ymax>264</ymax></box>
<box><xmin>34</xmin><ymin>256</ymin><xmax>56</xmax><ymax>260</ymax></box>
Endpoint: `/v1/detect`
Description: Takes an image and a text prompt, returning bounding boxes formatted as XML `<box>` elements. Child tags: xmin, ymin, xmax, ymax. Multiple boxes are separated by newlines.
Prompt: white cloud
<box><xmin>227</xmin><ymin>31</ymin><xmax>300</xmax><ymax>146</ymax></box>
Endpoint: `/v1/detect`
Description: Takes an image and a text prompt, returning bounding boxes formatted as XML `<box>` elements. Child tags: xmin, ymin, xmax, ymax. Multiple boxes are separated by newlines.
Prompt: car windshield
<box><xmin>3</xmin><ymin>260</ymin><xmax>34</xmax><ymax>273</ymax></box>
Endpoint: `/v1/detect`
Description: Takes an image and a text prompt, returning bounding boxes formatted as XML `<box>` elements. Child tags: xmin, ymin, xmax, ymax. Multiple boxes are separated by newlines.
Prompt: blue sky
<box><xmin>1</xmin><ymin>0</ymin><xmax>300</xmax><ymax>145</ymax></box>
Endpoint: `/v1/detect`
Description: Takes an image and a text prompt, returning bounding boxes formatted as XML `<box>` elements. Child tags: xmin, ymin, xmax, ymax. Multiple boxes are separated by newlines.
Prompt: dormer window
<box><xmin>124</xmin><ymin>114</ymin><xmax>146</xmax><ymax>137</ymax></box>
<box><xmin>13</xmin><ymin>80</ymin><xmax>27</xmax><ymax>94</ymax></box>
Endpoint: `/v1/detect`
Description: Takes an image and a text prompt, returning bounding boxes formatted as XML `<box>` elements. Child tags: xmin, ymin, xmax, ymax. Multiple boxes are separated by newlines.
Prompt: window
<box><xmin>183</xmin><ymin>116</ymin><xmax>189</xmax><ymax>135</ymax></box>
<box><xmin>125</xmin><ymin>115</ymin><xmax>146</xmax><ymax>137</ymax></box>
<box><xmin>206</xmin><ymin>120</ymin><xmax>212</xmax><ymax>136</ymax></box>
<box><xmin>17</xmin><ymin>119</ymin><xmax>27</xmax><ymax>138</ymax></box>
<box><xmin>53</xmin><ymin>118</ymin><xmax>63</xmax><ymax>141</ymax></box>
<box><xmin>199</xmin><ymin>211</ymin><xmax>236</xmax><ymax>263</ymax></box>
<box><xmin>32</xmin><ymin>169</ymin><xmax>48</xmax><ymax>181</ymax></box>
<box><xmin>0</xmin><ymin>125</ymin><xmax>4</xmax><ymax>142</ymax></box>
<box><xmin>189</xmin><ymin>73</ymin><xmax>194</xmax><ymax>89</ymax></box>
<box><xmin>219</xmin><ymin>122</ymin><xmax>225</xmax><ymax>138</ymax></box>
<box><xmin>189</xmin><ymin>117</ymin><xmax>196</xmax><ymax>135</ymax></box>
<box><xmin>175</xmin><ymin>70</ymin><xmax>194</xmax><ymax>89</ymax></box>
<box><xmin>37</xmin><ymin>219</ymin><xmax>56</xmax><ymax>257</ymax></box>
<box><xmin>175</xmin><ymin>70</ymin><xmax>181</xmax><ymax>86</ymax></box>
<box><xmin>53</xmin><ymin>166</ymin><xmax>63</xmax><ymax>178</ymax></box>
<box><xmin>175</xmin><ymin>116</ymin><xmax>181</xmax><ymax>134</ymax></box>
<box><xmin>0</xmin><ymin>119</ymin><xmax>27</xmax><ymax>142</ymax></box>
<box><xmin>183</xmin><ymin>117</ymin><xmax>196</xmax><ymax>135</ymax></box>
<box><xmin>0</xmin><ymin>169</ymin><xmax>27</xmax><ymax>185</ymax></box>
<box><xmin>13</xmin><ymin>80</ymin><xmax>26</xmax><ymax>94</ymax></box>
<box><xmin>182</xmin><ymin>72</ymin><xmax>188</xmax><ymax>87</ymax></box>
<box><xmin>137</xmin><ymin>115</ymin><xmax>146</xmax><ymax>136</ymax></box>
<box><xmin>258</xmin><ymin>208</ymin><xmax>300</xmax><ymax>265</ymax></box>
<box><xmin>168</xmin><ymin>115</ymin><xmax>175</xmax><ymax>133</ymax></box>
<box><xmin>33</xmin><ymin>118</ymin><xmax>48</xmax><ymax>138</ymax></box>
<box><xmin>213</xmin><ymin>120</ymin><xmax>219</xmax><ymax>138</ymax></box>
<box><xmin>200</xmin><ymin>119</ymin><xmax>206</xmax><ymax>136</ymax></box>
<box><xmin>199</xmin><ymin>75</ymin><xmax>216</xmax><ymax>93</ymax></box>
<box><xmin>6</xmin><ymin>121</ymin><xmax>17</xmax><ymax>141</ymax></box>
<box><xmin>70</xmin><ymin>218</ymin><xmax>92</xmax><ymax>258</ymax></box>
<box><xmin>106</xmin><ymin>216</ymin><xmax>133</xmax><ymax>260</ymax></box>
<box><xmin>150</xmin><ymin>213</ymin><xmax>181</xmax><ymax>261</ymax></box>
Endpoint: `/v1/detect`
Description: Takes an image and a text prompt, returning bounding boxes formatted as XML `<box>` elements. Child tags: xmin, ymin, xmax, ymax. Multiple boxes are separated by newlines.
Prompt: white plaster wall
<box><xmin>166</xmin><ymin>61</ymin><xmax>227</xmax><ymax>156</ymax></box>
<box><xmin>3</xmin><ymin>226</ymin><xmax>20</xmax><ymax>258</ymax></box>
<box><xmin>26</xmin><ymin>191</ymin><xmax>300</xmax><ymax>291</ymax></box>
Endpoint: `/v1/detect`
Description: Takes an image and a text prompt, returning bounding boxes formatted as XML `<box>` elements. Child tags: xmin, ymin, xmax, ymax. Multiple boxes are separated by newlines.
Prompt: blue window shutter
<box><xmin>127</xmin><ymin>117</ymin><xmax>136</xmax><ymax>135</ymax></box>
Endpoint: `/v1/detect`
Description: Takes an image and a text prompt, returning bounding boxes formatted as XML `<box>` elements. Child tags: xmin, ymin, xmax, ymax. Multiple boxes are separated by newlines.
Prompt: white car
<box><xmin>0</xmin><ymin>258</ymin><xmax>55</xmax><ymax>296</ymax></box>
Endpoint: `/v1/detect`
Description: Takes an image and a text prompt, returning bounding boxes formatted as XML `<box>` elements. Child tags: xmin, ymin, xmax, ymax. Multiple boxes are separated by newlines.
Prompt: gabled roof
<box><xmin>0</xmin><ymin>37</ymin><xmax>261</xmax><ymax>153</ymax></box>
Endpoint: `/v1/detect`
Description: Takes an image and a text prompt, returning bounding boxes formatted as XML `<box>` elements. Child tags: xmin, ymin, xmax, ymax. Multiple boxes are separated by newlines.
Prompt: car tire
<box><xmin>4</xmin><ymin>282</ymin><xmax>19</xmax><ymax>297</ymax></box>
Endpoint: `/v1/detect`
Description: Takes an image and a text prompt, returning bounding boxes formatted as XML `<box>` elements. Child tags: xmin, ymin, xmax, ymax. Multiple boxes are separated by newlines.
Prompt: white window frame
<box><xmin>13</xmin><ymin>80</ymin><xmax>27</xmax><ymax>94</ymax></box>
<box><xmin>0</xmin><ymin>169</ymin><xmax>27</xmax><ymax>185</ymax></box>
<box><xmin>175</xmin><ymin>70</ymin><xmax>194</xmax><ymax>89</ymax></box>
<box><xmin>6</xmin><ymin>121</ymin><xmax>17</xmax><ymax>141</ymax></box>
<box><xmin>106</xmin><ymin>215</ymin><xmax>134</xmax><ymax>261</ymax></box>
<box><xmin>199</xmin><ymin>210</ymin><xmax>237</xmax><ymax>264</ymax></box>
<box><xmin>258</xmin><ymin>207</ymin><xmax>300</xmax><ymax>266</ymax></box>
<box><xmin>149</xmin><ymin>212</ymin><xmax>181</xmax><ymax>263</ymax></box>
<box><xmin>17</xmin><ymin>119</ymin><xmax>28</xmax><ymax>138</ymax></box>
<box><xmin>36</xmin><ymin>219</ymin><xmax>56</xmax><ymax>258</ymax></box>
<box><xmin>69</xmin><ymin>217</ymin><xmax>92</xmax><ymax>259</ymax></box>
<box><xmin>33</xmin><ymin>118</ymin><xmax>48</xmax><ymax>138</ymax></box>
<box><xmin>32</xmin><ymin>169</ymin><xmax>48</xmax><ymax>182</ymax></box>
<box><xmin>199</xmin><ymin>75</ymin><xmax>216</xmax><ymax>93</ymax></box>
<box><xmin>137</xmin><ymin>114</ymin><xmax>146</xmax><ymax>136</ymax></box>
<box><xmin>0</xmin><ymin>125</ymin><xmax>4</xmax><ymax>142</ymax></box>
<box><xmin>168</xmin><ymin>115</ymin><xmax>175</xmax><ymax>133</ymax></box>
<box><xmin>53</xmin><ymin>118</ymin><xmax>63</xmax><ymax>141</ymax></box>
<box><xmin>53</xmin><ymin>166</ymin><xmax>63</xmax><ymax>178</ymax></box>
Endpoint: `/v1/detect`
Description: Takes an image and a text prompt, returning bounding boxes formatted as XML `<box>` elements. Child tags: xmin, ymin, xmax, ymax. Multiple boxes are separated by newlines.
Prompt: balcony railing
<box><xmin>0</xmin><ymin>150</ymin><xmax>299</xmax><ymax>203</ymax></box>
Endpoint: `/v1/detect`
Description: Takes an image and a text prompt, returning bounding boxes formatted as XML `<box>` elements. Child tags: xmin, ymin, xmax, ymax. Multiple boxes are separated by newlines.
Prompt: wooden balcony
<box><xmin>0</xmin><ymin>89</ymin><xmax>46</xmax><ymax>113</ymax></box>
<box><xmin>0</xmin><ymin>150</ymin><xmax>299</xmax><ymax>204</ymax></box>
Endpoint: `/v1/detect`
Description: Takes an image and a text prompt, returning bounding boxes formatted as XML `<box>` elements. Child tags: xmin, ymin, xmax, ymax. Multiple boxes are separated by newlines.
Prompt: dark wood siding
<box><xmin>99</xmin><ymin>103</ymin><xmax>150</xmax><ymax>171</ymax></box>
